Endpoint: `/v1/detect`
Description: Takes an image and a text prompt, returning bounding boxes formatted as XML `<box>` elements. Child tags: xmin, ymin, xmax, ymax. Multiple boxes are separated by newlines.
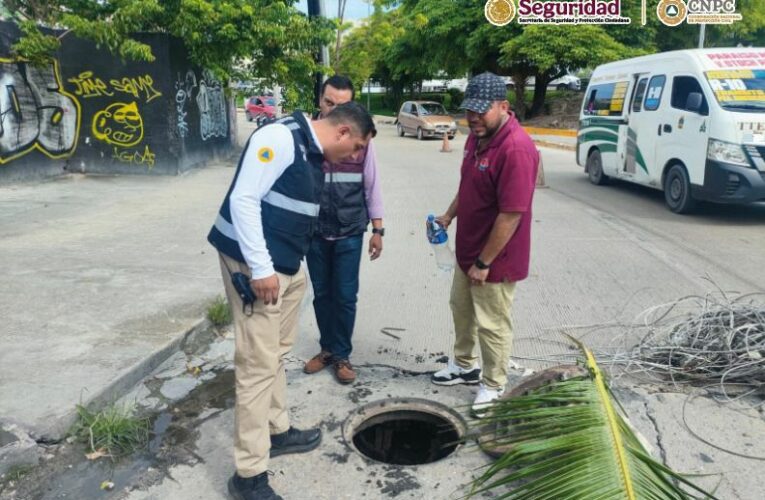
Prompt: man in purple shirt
<box><xmin>304</xmin><ymin>75</ymin><xmax>385</xmax><ymax>384</ymax></box>
<box><xmin>431</xmin><ymin>72</ymin><xmax>538</xmax><ymax>416</ymax></box>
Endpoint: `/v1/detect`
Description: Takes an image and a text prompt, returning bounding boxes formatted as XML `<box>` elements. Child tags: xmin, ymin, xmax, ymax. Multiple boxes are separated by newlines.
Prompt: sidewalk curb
<box><xmin>534</xmin><ymin>139</ymin><xmax>576</xmax><ymax>152</ymax></box>
<box><xmin>49</xmin><ymin>318</ymin><xmax>214</xmax><ymax>441</ymax></box>
<box><xmin>1</xmin><ymin>317</ymin><xmax>216</xmax><ymax>474</ymax></box>
<box><xmin>523</xmin><ymin>126</ymin><xmax>577</xmax><ymax>137</ymax></box>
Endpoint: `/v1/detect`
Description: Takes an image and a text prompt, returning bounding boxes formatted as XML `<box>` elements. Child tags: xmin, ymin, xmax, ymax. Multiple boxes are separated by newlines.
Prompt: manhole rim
<box><xmin>342</xmin><ymin>397</ymin><xmax>467</xmax><ymax>465</ymax></box>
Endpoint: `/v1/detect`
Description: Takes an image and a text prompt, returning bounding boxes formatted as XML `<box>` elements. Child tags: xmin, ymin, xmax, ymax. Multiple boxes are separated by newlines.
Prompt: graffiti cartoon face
<box><xmin>92</xmin><ymin>102</ymin><xmax>144</xmax><ymax>147</ymax></box>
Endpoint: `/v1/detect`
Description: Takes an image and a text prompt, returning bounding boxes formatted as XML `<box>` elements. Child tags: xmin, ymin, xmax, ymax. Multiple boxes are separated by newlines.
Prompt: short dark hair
<box><xmin>322</xmin><ymin>75</ymin><xmax>355</xmax><ymax>100</ymax></box>
<box><xmin>325</xmin><ymin>101</ymin><xmax>376</xmax><ymax>138</ymax></box>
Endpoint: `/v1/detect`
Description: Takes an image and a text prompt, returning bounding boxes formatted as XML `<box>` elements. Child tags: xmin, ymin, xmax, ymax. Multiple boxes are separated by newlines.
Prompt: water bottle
<box><xmin>426</xmin><ymin>214</ymin><xmax>455</xmax><ymax>271</ymax></box>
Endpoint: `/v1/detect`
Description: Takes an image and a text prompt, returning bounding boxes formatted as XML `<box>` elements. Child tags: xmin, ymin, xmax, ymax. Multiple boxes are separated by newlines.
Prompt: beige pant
<box><xmin>450</xmin><ymin>267</ymin><xmax>516</xmax><ymax>389</ymax></box>
<box><xmin>219</xmin><ymin>253</ymin><xmax>307</xmax><ymax>478</ymax></box>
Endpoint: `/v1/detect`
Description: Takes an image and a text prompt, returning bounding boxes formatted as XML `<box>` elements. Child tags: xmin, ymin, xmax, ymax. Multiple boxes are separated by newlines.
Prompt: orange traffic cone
<box><xmin>440</xmin><ymin>132</ymin><xmax>452</xmax><ymax>153</ymax></box>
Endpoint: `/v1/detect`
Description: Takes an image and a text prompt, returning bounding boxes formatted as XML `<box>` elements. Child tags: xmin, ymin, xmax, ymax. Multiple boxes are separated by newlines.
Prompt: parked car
<box><xmin>503</xmin><ymin>74</ymin><xmax>582</xmax><ymax>91</ymax></box>
<box><xmin>244</xmin><ymin>96</ymin><xmax>276</xmax><ymax>122</ymax></box>
<box><xmin>396</xmin><ymin>101</ymin><xmax>457</xmax><ymax>140</ymax></box>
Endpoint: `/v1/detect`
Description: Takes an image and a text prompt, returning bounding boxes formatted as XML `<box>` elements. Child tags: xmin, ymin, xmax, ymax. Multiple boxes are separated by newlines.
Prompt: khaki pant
<box><xmin>219</xmin><ymin>253</ymin><xmax>307</xmax><ymax>478</ymax></box>
<box><xmin>450</xmin><ymin>267</ymin><xmax>516</xmax><ymax>389</ymax></box>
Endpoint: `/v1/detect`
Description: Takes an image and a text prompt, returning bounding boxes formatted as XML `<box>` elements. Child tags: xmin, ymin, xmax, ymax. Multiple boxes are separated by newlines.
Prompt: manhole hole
<box><xmin>343</xmin><ymin>398</ymin><xmax>466</xmax><ymax>465</ymax></box>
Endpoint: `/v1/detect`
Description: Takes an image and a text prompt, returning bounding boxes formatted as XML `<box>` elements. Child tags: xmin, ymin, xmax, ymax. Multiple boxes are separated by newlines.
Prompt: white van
<box><xmin>577</xmin><ymin>48</ymin><xmax>765</xmax><ymax>213</ymax></box>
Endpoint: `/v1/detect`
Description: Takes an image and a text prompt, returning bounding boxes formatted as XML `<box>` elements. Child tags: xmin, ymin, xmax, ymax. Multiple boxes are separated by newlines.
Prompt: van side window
<box><xmin>583</xmin><ymin>82</ymin><xmax>628</xmax><ymax>116</ymax></box>
<box><xmin>644</xmin><ymin>75</ymin><xmax>666</xmax><ymax>111</ymax></box>
<box><xmin>632</xmin><ymin>78</ymin><xmax>648</xmax><ymax>112</ymax></box>
<box><xmin>671</xmin><ymin>76</ymin><xmax>709</xmax><ymax>115</ymax></box>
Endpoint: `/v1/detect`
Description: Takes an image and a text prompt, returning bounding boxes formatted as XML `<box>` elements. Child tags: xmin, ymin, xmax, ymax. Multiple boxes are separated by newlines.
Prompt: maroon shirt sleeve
<box><xmin>496</xmin><ymin>148</ymin><xmax>538</xmax><ymax>213</ymax></box>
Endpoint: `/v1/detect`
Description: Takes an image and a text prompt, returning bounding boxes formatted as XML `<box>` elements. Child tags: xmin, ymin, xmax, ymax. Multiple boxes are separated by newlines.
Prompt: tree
<box><xmin>333</xmin><ymin>0</ymin><xmax>350</xmax><ymax>68</ymax></box>
<box><xmin>333</xmin><ymin>5</ymin><xmax>399</xmax><ymax>93</ymax></box>
<box><xmin>500</xmin><ymin>25</ymin><xmax>632</xmax><ymax>118</ymax></box>
<box><xmin>8</xmin><ymin>0</ymin><xmax>334</xmax><ymax>100</ymax></box>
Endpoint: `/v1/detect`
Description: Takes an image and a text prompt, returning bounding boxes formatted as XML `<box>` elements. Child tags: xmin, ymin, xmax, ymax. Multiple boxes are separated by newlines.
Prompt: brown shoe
<box><xmin>334</xmin><ymin>360</ymin><xmax>356</xmax><ymax>384</ymax></box>
<box><xmin>304</xmin><ymin>351</ymin><xmax>333</xmax><ymax>374</ymax></box>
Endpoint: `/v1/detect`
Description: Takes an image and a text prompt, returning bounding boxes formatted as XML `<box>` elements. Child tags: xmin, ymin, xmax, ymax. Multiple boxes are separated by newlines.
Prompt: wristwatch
<box><xmin>474</xmin><ymin>258</ymin><xmax>490</xmax><ymax>270</ymax></box>
<box><xmin>372</xmin><ymin>228</ymin><xmax>385</xmax><ymax>237</ymax></box>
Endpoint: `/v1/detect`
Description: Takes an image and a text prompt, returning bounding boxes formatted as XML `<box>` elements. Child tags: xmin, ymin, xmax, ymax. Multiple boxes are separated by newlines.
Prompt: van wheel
<box><xmin>664</xmin><ymin>164</ymin><xmax>696</xmax><ymax>214</ymax></box>
<box><xmin>397</xmin><ymin>123</ymin><xmax>405</xmax><ymax>137</ymax></box>
<box><xmin>586</xmin><ymin>150</ymin><xmax>609</xmax><ymax>185</ymax></box>
<box><xmin>417</xmin><ymin>127</ymin><xmax>424</xmax><ymax>140</ymax></box>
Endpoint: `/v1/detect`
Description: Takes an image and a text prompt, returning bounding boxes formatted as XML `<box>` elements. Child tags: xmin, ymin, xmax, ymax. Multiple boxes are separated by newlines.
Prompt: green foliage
<box><xmin>358</xmin><ymin>93</ymin><xmax>396</xmax><ymax>117</ymax></box>
<box><xmin>72</xmin><ymin>404</ymin><xmax>149</xmax><ymax>457</ymax></box>
<box><xmin>11</xmin><ymin>21</ymin><xmax>61</xmax><ymax>67</ymax></box>
<box><xmin>12</xmin><ymin>1</ymin><xmax>164</xmax><ymax>63</ymax></box>
<box><xmin>472</xmin><ymin>345</ymin><xmax>717</xmax><ymax>499</ymax></box>
<box><xmin>446</xmin><ymin>88</ymin><xmax>464</xmax><ymax>111</ymax></box>
<box><xmin>10</xmin><ymin>0</ymin><xmax>334</xmax><ymax>106</ymax></box>
<box><xmin>207</xmin><ymin>295</ymin><xmax>232</xmax><ymax>327</ymax></box>
<box><xmin>500</xmin><ymin>25</ymin><xmax>630</xmax><ymax>76</ymax></box>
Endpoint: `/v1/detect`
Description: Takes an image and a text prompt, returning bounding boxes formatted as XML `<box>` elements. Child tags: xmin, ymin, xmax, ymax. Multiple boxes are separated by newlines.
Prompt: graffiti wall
<box><xmin>0</xmin><ymin>22</ymin><xmax>232</xmax><ymax>182</ymax></box>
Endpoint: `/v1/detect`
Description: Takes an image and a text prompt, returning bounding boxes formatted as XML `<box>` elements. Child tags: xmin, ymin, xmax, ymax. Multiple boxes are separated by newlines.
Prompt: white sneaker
<box><xmin>471</xmin><ymin>383</ymin><xmax>504</xmax><ymax>417</ymax></box>
<box><xmin>431</xmin><ymin>360</ymin><xmax>481</xmax><ymax>386</ymax></box>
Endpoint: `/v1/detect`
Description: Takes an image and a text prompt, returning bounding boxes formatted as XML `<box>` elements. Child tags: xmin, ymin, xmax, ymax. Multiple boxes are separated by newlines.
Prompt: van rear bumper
<box><xmin>693</xmin><ymin>160</ymin><xmax>765</xmax><ymax>204</ymax></box>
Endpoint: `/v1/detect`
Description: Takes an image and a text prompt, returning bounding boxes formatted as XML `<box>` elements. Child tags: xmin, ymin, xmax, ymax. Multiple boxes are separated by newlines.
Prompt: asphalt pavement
<box><xmin>1</xmin><ymin>114</ymin><xmax>764</xmax><ymax>499</ymax></box>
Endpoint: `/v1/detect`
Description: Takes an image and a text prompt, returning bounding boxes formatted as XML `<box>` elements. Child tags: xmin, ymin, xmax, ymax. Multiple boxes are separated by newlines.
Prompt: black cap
<box><xmin>459</xmin><ymin>72</ymin><xmax>508</xmax><ymax>113</ymax></box>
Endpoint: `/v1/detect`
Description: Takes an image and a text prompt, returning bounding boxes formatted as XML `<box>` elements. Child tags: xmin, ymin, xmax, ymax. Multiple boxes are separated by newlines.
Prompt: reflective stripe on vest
<box><xmin>214</xmin><ymin>213</ymin><xmax>237</xmax><ymax>240</ymax></box>
<box><xmin>263</xmin><ymin>190</ymin><xmax>320</xmax><ymax>217</ymax></box>
<box><xmin>325</xmin><ymin>172</ymin><xmax>363</xmax><ymax>183</ymax></box>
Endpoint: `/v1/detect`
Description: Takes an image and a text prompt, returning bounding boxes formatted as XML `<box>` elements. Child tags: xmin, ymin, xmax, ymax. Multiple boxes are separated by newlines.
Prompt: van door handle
<box><xmin>657</xmin><ymin>124</ymin><xmax>662</xmax><ymax>136</ymax></box>
<box><xmin>663</xmin><ymin>124</ymin><xmax>672</xmax><ymax>133</ymax></box>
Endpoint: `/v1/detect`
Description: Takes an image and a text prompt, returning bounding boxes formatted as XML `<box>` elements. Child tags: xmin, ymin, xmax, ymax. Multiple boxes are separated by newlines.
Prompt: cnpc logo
<box><xmin>657</xmin><ymin>0</ymin><xmax>742</xmax><ymax>27</ymax></box>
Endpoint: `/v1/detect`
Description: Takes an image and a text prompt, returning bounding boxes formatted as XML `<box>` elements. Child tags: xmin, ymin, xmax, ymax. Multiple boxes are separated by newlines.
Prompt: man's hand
<box><xmin>369</xmin><ymin>234</ymin><xmax>383</xmax><ymax>261</ymax></box>
<box><xmin>467</xmin><ymin>265</ymin><xmax>489</xmax><ymax>286</ymax></box>
<box><xmin>251</xmin><ymin>274</ymin><xmax>280</xmax><ymax>305</ymax></box>
<box><xmin>435</xmin><ymin>214</ymin><xmax>454</xmax><ymax>229</ymax></box>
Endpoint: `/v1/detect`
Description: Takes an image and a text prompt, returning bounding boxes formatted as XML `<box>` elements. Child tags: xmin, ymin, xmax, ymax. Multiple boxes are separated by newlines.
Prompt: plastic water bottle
<box><xmin>426</xmin><ymin>214</ymin><xmax>455</xmax><ymax>271</ymax></box>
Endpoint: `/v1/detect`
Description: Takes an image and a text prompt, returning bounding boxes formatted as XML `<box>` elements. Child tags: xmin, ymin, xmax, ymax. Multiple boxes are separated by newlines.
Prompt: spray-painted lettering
<box><xmin>175</xmin><ymin>70</ymin><xmax>197</xmax><ymax>138</ymax></box>
<box><xmin>110</xmin><ymin>75</ymin><xmax>162</xmax><ymax>103</ymax></box>
<box><xmin>196</xmin><ymin>70</ymin><xmax>227</xmax><ymax>141</ymax></box>
<box><xmin>68</xmin><ymin>72</ymin><xmax>162</xmax><ymax>103</ymax></box>
<box><xmin>0</xmin><ymin>59</ymin><xmax>81</xmax><ymax>164</ymax></box>
<box><xmin>67</xmin><ymin>71</ymin><xmax>114</xmax><ymax>98</ymax></box>
<box><xmin>112</xmin><ymin>144</ymin><xmax>155</xmax><ymax>168</ymax></box>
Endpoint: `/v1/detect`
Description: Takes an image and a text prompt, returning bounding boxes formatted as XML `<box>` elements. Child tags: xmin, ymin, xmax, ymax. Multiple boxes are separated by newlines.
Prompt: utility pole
<box><xmin>367</xmin><ymin>0</ymin><xmax>371</xmax><ymax>110</ymax></box>
<box><xmin>307</xmin><ymin>0</ymin><xmax>329</xmax><ymax>108</ymax></box>
<box><xmin>699</xmin><ymin>23</ymin><xmax>706</xmax><ymax>48</ymax></box>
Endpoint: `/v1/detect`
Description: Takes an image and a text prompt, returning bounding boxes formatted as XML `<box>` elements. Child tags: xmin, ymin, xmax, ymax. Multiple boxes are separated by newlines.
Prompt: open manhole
<box><xmin>343</xmin><ymin>398</ymin><xmax>466</xmax><ymax>465</ymax></box>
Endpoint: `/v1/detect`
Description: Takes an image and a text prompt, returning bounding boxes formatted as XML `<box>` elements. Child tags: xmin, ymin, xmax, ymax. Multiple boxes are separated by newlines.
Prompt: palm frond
<box><xmin>470</xmin><ymin>340</ymin><xmax>718</xmax><ymax>500</ymax></box>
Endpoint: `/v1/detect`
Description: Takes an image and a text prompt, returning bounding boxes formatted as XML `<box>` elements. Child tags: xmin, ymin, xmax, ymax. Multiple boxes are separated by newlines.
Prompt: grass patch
<box><xmin>2</xmin><ymin>464</ymin><xmax>35</xmax><ymax>482</ymax></box>
<box><xmin>207</xmin><ymin>295</ymin><xmax>232</xmax><ymax>327</ymax></box>
<box><xmin>72</xmin><ymin>404</ymin><xmax>149</xmax><ymax>457</ymax></box>
<box><xmin>358</xmin><ymin>93</ymin><xmax>397</xmax><ymax>117</ymax></box>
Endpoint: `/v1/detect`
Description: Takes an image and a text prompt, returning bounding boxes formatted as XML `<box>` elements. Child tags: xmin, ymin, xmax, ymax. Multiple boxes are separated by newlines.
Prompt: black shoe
<box><xmin>431</xmin><ymin>360</ymin><xmax>481</xmax><ymax>386</ymax></box>
<box><xmin>270</xmin><ymin>426</ymin><xmax>322</xmax><ymax>458</ymax></box>
<box><xmin>228</xmin><ymin>472</ymin><xmax>283</xmax><ymax>500</ymax></box>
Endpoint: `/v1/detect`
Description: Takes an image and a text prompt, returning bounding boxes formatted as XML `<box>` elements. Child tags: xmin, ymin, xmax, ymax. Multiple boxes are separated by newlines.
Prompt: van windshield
<box><xmin>705</xmin><ymin>70</ymin><xmax>765</xmax><ymax>111</ymax></box>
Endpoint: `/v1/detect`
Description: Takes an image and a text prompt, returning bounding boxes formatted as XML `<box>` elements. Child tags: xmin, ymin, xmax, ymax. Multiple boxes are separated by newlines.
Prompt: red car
<box><xmin>244</xmin><ymin>96</ymin><xmax>276</xmax><ymax>122</ymax></box>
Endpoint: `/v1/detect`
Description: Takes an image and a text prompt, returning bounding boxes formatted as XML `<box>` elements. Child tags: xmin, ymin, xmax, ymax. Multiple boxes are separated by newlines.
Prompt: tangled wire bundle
<box><xmin>615</xmin><ymin>293</ymin><xmax>765</xmax><ymax>388</ymax></box>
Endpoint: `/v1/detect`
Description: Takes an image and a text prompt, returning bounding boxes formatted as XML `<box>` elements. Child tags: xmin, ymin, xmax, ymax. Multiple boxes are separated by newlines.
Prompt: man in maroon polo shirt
<box><xmin>430</xmin><ymin>72</ymin><xmax>539</xmax><ymax>417</ymax></box>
